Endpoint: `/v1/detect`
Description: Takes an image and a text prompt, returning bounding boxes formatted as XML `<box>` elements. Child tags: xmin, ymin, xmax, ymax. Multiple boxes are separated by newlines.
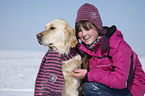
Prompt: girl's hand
<box><xmin>71</xmin><ymin>69</ymin><xmax>87</xmax><ymax>79</ymax></box>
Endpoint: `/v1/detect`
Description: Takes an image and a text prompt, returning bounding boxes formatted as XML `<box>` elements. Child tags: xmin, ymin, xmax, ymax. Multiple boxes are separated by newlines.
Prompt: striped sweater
<box><xmin>34</xmin><ymin>49</ymin><xmax>77</xmax><ymax>96</ymax></box>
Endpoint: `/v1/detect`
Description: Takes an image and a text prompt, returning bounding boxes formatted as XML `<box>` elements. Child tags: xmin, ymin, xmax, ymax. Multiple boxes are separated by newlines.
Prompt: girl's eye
<box><xmin>50</xmin><ymin>27</ymin><xmax>56</xmax><ymax>30</ymax></box>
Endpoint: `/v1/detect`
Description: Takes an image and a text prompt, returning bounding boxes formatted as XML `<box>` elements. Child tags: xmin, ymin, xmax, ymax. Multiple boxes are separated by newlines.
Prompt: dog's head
<box><xmin>37</xmin><ymin>19</ymin><xmax>77</xmax><ymax>54</ymax></box>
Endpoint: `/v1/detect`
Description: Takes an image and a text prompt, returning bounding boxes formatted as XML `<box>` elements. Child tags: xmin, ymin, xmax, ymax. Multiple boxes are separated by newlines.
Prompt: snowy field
<box><xmin>0</xmin><ymin>50</ymin><xmax>145</xmax><ymax>96</ymax></box>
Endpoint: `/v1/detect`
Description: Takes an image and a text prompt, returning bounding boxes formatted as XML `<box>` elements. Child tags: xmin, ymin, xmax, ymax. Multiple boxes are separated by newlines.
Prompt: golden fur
<box><xmin>37</xmin><ymin>19</ymin><xmax>82</xmax><ymax>96</ymax></box>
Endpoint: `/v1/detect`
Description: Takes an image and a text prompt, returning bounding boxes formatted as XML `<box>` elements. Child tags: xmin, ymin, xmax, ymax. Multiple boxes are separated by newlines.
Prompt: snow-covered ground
<box><xmin>0</xmin><ymin>50</ymin><xmax>45</xmax><ymax>96</ymax></box>
<box><xmin>0</xmin><ymin>50</ymin><xmax>145</xmax><ymax>96</ymax></box>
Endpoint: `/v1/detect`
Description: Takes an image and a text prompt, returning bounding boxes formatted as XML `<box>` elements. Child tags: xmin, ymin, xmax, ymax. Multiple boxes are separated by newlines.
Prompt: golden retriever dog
<box><xmin>36</xmin><ymin>19</ymin><xmax>82</xmax><ymax>96</ymax></box>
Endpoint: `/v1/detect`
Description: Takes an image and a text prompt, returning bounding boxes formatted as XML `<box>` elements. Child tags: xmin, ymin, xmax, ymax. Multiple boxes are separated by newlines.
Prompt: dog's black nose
<box><xmin>37</xmin><ymin>33</ymin><xmax>42</xmax><ymax>40</ymax></box>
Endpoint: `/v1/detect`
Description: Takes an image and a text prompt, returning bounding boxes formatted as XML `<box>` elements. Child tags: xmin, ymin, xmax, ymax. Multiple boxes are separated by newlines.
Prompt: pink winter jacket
<box><xmin>78</xmin><ymin>30</ymin><xmax>145</xmax><ymax>96</ymax></box>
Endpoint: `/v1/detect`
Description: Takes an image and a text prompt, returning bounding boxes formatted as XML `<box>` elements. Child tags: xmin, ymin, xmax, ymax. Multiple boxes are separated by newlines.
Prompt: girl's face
<box><xmin>78</xmin><ymin>25</ymin><xmax>99</xmax><ymax>45</ymax></box>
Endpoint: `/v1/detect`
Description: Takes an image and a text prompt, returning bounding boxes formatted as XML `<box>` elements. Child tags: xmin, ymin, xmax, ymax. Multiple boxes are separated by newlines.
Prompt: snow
<box><xmin>0</xmin><ymin>50</ymin><xmax>145</xmax><ymax>96</ymax></box>
<box><xmin>0</xmin><ymin>50</ymin><xmax>45</xmax><ymax>96</ymax></box>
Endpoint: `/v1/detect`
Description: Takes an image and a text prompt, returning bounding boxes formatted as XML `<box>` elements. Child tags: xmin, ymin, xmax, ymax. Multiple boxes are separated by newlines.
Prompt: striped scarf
<box><xmin>34</xmin><ymin>49</ymin><xmax>76</xmax><ymax>96</ymax></box>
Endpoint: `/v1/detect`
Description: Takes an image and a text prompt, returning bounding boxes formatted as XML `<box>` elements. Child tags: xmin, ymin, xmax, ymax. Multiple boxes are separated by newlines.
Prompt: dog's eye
<box><xmin>50</xmin><ymin>27</ymin><xmax>56</xmax><ymax>30</ymax></box>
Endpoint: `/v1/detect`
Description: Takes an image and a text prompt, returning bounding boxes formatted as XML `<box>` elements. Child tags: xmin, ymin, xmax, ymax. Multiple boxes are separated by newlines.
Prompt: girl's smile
<box><xmin>83</xmin><ymin>35</ymin><xmax>91</xmax><ymax>41</ymax></box>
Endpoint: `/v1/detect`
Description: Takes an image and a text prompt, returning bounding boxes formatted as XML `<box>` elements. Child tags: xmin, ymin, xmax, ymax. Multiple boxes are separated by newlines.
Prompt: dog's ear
<box><xmin>64</xmin><ymin>24</ymin><xmax>78</xmax><ymax>48</ymax></box>
<box><xmin>70</xmin><ymin>29</ymin><xmax>78</xmax><ymax>47</ymax></box>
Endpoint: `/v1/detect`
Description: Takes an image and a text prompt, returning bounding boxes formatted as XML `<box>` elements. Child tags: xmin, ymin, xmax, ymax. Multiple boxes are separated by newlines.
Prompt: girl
<box><xmin>71</xmin><ymin>3</ymin><xmax>145</xmax><ymax>96</ymax></box>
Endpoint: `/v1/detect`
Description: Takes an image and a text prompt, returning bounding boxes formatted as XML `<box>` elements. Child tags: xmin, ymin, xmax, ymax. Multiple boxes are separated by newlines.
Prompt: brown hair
<box><xmin>75</xmin><ymin>21</ymin><xmax>99</xmax><ymax>69</ymax></box>
<box><xmin>82</xmin><ymin>54</ymin><xmax>89</xmax><ymax>69</ymax></box>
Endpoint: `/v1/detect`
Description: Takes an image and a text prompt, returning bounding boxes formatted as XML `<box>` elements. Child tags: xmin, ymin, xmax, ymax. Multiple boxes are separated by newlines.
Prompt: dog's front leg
<box><xmin>62</xmin><ymin>77</ymin><xmax>80</xmax><ymax>96</ymax></box>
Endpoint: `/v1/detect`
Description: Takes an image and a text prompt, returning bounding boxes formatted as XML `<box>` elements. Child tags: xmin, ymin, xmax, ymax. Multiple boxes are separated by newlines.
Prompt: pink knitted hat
<box><xmin>75</xmin><ymin>3</ymin><xmax>110</xmax><ymax>53</ymax></box>
<box><xmin>75</xmin><ymin>3</ymin><xmax>106</xmax><ymax>35</ymax></box>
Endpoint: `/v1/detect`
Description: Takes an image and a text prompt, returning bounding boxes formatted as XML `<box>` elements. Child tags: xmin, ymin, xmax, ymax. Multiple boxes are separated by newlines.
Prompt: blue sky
<box><xmin>0</xmin><ymin>0</ymin><xmax>145</xmax><ymax>56</ymax></box>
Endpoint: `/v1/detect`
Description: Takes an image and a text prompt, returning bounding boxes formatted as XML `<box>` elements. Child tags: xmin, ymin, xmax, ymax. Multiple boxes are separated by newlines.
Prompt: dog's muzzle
<box><xmin>36</xmin><ymin>33</ymin><xmax>43</xmax><ymax>45</ymax></box>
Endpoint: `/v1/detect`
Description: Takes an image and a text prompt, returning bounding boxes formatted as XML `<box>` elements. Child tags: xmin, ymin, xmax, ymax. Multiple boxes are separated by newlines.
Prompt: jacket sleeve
<box><xmin>87</xmin><ymin>41</ymin><xmax>132</xmax><ymax>89</ymax></box>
